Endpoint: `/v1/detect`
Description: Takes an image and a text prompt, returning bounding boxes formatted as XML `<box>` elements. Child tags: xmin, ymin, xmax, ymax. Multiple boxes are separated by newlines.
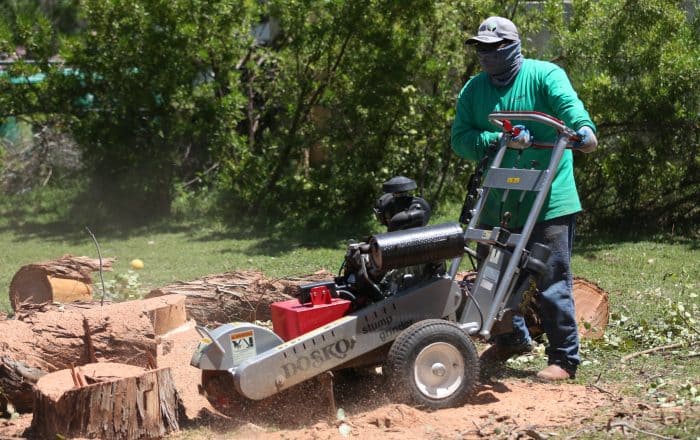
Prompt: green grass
<box><xmin>1</xmin><ymin>188</ymin><xmax>698</xmax><ymax>437</ymax></box>
<box><xmin>0</xmin><ymin>218</ymin><xmax>368</xmax><ymax>313</ymax></box>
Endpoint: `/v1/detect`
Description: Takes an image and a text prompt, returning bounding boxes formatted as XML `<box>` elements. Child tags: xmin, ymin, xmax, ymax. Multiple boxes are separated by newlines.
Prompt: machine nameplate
<box><xmin>280</xmin><ymin>338</ymin><xmax>357</xmax><ymax>379</ymax></box>
<box><xmin>483</xmin><ymin>265</ymin><xmax>499</xmax><ymax>282</ymax></box>
<box><xmin>378</xmin><ymin>319</ymin><xmax>414</xmax><ymax>341</ymax></box>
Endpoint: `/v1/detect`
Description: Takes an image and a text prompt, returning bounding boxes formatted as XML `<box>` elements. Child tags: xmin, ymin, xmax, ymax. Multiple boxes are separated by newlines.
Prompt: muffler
<box><xmin>369</xmin><ymin>222</ymin><xmax>465</xmax><ymax>270</ymax></box>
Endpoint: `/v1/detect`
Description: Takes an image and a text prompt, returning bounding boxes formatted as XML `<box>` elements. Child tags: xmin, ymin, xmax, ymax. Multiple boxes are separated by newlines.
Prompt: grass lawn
<box><xmin>0</xmin><ymin>195</ymin><xmax>698</xmax><ymax>437</ymax></box>
<box><xmin>0</xmin><ymin>219</ymin><xmax>353</xmax><ymax>312</ymax></box>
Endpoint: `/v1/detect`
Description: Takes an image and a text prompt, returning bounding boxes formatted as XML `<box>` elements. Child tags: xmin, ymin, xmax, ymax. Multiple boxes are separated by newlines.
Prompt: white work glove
<box><xmin>504</xmin><ymin>125</ymin><xmax>532</xmax><ymax>150</ymax></box>
<box><xmin>572</xmin><ymin>126</ymin><xmax>598</xmax><ymax>153</ymax></box>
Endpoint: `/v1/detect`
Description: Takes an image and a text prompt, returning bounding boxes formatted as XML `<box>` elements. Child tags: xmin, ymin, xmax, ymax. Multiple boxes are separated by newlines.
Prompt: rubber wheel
<box><xmin>201</xmin><ymin>370</ymin><xmax>247</xmax><ymax>415</ymax></box>
<box><xmin>386</xmin><ymin>319</ymin><xmax>479</xmax><ymax>410</ymax></box>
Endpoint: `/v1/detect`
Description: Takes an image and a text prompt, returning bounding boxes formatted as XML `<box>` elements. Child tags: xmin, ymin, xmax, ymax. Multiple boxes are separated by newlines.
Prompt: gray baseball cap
<box><xmin>466</xmin><ymin>16</ymin><xmax>520</xmax><ymax>45</ymax></box>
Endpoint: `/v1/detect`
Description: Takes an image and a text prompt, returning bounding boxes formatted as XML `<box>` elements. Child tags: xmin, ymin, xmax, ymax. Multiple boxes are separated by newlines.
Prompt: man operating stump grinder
<box><xmin>451</xmin><ymin>16</ymin><xmax>598</xmax><ymax>381</ymax></box>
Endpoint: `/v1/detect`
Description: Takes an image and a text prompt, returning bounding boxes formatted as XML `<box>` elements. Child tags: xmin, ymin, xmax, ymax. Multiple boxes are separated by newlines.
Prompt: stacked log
<box><xmin>9</xmin><ymin>255</ymin><xmax>115</xmax><ymax>310</ymax></box>
<box><xmin>146</xmin><ymin>269</ymin><xmax>332</xmax><ymax>326</ymax></box>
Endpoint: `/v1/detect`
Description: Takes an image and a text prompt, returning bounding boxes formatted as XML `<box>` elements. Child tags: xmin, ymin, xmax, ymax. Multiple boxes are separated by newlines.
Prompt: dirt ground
<box><xmin>0</xmin><ymin>320</ymin><xmax>617</xmax><ymax>440</ymax></box>
<box><xmin>165</xmin><ymin>323</ymin><xmax>615</xmax><ymax>440</ymax></box>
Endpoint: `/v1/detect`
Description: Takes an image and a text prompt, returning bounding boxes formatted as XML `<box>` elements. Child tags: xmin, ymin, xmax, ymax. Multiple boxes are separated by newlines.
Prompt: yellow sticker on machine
<box><xmin>230</xmin><ymin>330</ymin><xmax>256</xmax><ymax>364</ymax></box>
<box><xmin>507</xmin><ymin>177</ymin><xmax>521</xmax><ymax>184</ymax></box>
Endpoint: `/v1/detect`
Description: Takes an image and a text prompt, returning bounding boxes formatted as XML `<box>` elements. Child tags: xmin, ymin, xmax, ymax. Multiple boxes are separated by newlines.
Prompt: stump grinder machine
<box><xmin>191</xmin><ymin>111</ymin><xmax>582</xmax><ymax>410</ymax></box>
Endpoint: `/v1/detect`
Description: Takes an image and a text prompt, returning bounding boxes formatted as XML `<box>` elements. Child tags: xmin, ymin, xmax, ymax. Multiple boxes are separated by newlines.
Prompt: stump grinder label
<box><xmin>230</xmin><ymin>330</ymin><xmax>256</xmax><ymax>364</ymax></box>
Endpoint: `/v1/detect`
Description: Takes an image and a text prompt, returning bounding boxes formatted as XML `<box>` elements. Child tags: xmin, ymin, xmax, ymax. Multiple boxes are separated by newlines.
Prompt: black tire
<box><xmin>385</xmin><ymin>319</ymin><xmax>479</xmax><ymax>410</ymax></box>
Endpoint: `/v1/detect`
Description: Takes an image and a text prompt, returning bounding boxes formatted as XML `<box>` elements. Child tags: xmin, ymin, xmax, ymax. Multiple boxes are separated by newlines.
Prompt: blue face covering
<box><xmin>477</xmin><ymin>41</ymin><xmax>523</xmax><ymax>87</ymax></box>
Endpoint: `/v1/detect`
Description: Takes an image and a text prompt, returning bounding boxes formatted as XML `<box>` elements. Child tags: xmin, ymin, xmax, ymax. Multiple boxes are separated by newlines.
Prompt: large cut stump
<box><xmin>0</xmin><ymin>295</ymin><xmax>187</xmax><ymax>412</ymax></box>
<box><xmin>31</xmin><ymin>363</ymin><xmax>184</xmax><ymax>440</ymax></box>
<box><xmin>9</xmin><ymin>254</ymin><xmax>115</xmax><ymax>310</ymax></box>
<box><xmin>572</xmin><ymin>277</ymin><xmax>609</xmax><ymax>339</ymax></box>
<box><xmin>527</xmin><ymin>277</ymin><xmax>609</xmax><ymax>339</ymax></box>
<box><xmin>457</xmin><ymin>272</ymin><xmax>610</xmax><ymax>339</ymax></box>
<box><xmin>146</xmin><ymin>270</ymin><xmax>332</xmax><ymax>326</ymax></box>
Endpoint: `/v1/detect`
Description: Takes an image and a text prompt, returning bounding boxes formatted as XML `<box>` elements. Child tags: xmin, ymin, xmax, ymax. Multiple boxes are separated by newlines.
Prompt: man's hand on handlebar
<box><xmin>503</xmin><ymin>124</ymin><xmax>532</xmax><ymax>150</ymax></box>
<box><xmin>571</xmin><ymin>126</ymin><xmax>598</xmax><ymax>153</ymax></box>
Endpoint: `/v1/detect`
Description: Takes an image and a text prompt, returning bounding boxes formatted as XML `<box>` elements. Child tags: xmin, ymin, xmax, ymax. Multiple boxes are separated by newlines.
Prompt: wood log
<box><xmin>0</xmin><ymin>356</ymin><xmax>47</xmax><ymax>413</ymax></box>
<box><xmin>0</xmin><ymin>296</ymin><xmax>187</xmax><ymax>412</ymax></box>
<box><xmin>31</xmin><ymin>363</ymin><xmax>184</xmax><ymax>440</ymax></box>
<box><xmin>145</xmin><ymin>270</ymin><xmax>332</xmax><ymax>326</ymax></box>
<box><xmin>9</xmin><ymin>254</ymin><xmax>115</xmax><ymax>310</ymax></box>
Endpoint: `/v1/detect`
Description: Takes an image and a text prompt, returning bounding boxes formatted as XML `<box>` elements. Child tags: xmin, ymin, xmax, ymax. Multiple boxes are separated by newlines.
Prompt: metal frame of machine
<box><xmin>191</xmin><ymin>111</ymin><xmax>580</xmax><ymax>409</ymax></box>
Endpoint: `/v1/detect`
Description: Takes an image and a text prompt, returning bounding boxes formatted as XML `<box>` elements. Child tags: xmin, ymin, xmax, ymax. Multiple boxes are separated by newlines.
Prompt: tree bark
<box><xmin>0</xmin><ymin>356</ymin><xmax>47</xmax><ymax>413</ymax></box>
<box><xmin>31</xmin><ymin>363</ymin><xmax>184</xmax><ymax>440</ymax></box>
<box><xmin>571</xmin><ymin>277</ymin><xmax>609</xmax><ymax>339</ymax></box>
<box><xmin>0</xmin><ymin>295</ymin><xmax>187</xmax><ymax>412</ymax></box>
<box><xmin>146</xmin><ymin>270</ymin><xmax>332</xmax><ymax>326</ymax></box>
<box><xmin>9</xmin><ymin>254</ymin><xmax>115</xmax><ymax>310</ymax></box>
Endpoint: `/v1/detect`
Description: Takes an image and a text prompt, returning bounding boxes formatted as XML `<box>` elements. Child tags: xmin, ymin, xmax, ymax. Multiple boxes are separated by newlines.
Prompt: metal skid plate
<box><xmin>193</xmin><ymin>276</ymin><xmax>462</xmax><ymax>401</ymax></box>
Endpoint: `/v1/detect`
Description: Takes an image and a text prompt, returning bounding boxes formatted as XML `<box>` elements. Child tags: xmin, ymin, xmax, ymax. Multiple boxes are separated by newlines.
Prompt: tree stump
<box><xmin>457</xmin><ymin>272</ymin><xmax>610</xmax><ymax>339</ymax></box>
<box><xmin>31</xmin><ymin>363</ymin><xmax>184</xmax><ymax>440</ymax></box>
<box><xmin>9</xmin><ymin>255</ymin><xmax>115</xmax><ymax>310</ymax></box>
<box><xmin>572</xmin><ymin>277</ymin><xmax>609</xmax><ymax>339</ymax></box>
<box><xmin>0</xmin><ymin>295</ymin><xmax>187</xmax><ymax>412</ymax></box>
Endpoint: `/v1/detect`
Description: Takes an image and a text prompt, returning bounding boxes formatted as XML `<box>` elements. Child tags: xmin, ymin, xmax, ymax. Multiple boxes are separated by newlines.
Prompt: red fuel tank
<box><xmin>270</xmin><ymin>297</ymin><xmax>352</xmax><ymax>341</ymax></box>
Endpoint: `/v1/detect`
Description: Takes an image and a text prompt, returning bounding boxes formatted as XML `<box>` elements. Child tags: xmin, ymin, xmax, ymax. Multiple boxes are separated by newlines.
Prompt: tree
<box><xmin>556</xmin><ymin>0</ymin><xmax>700</xmax><ymax>230</ymax></box>
<box><xmin>1</xmin><ymin>0</ymin><xmax>697</xmax><ymax>232</ymax></box>
<box><xmin>218</xmin><ymin>0</ymin><xmax>491</xmax><ymax>224</ymax></box>
<box><xmin>61</xmin><ymin>0</ymin><xmax>253</xmax><ymax>219</ymax></box>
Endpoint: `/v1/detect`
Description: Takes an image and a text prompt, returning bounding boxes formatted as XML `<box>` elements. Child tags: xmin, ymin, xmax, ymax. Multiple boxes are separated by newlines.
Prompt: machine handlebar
<box><xmin>489</xmin><ymin>111</ymin><xmax>581</xmax><ymax>148</ymax></box>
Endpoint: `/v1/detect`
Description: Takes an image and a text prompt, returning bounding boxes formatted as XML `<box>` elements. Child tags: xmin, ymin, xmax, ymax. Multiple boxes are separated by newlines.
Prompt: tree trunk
<box><xmin>146</xmin><ymin>270</ymin><xmax>332</xmax><ymax>326</ymax></box>
<box><xmin>9</xmin><ymin>255</ymin><xmax>115</xmax><ymax>310</ymax></box>
<box><xmin>0</xmin><ymin>295</ymin><xmax>187</xmax><ymax>412</ymax></box>
<box><xmin>31</xmin><ymin>363</ymin><xmax>184</xmax><ymax>440</ymax></box>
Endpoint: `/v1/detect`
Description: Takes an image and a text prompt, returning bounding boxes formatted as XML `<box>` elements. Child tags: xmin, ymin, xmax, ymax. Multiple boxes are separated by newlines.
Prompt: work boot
<box><xmin>536</xmin><ymin>364</ymin><xmax>573</xmax><ymax>381</ymax></box>
<box><xmin>480</xmin><ymin>340</ymin><xmax>534</xmax><ymax>366</ymax></box>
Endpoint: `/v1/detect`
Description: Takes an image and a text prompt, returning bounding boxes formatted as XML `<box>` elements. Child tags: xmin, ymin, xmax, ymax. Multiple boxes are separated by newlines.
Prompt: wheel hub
<box><xmin>414</xmin><ymin>342</ymin><xmax>464</xmax><ymax>399</ymax></box>
<box><xmin>431</xmin><ymin>362</ymin><xmax>447</xmax><ymax>377</ymax></box>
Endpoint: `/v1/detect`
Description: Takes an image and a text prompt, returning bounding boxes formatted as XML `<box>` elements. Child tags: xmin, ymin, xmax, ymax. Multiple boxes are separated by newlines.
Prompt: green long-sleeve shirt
<box><xmin>451</xmin><ymin>58</ymin><xmax>595</xmax><ymax>228</ymax></box>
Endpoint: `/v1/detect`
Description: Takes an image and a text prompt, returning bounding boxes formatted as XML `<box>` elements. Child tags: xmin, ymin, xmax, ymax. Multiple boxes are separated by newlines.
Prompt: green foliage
<box><xmin>218</xmin><ymin>0</ymin><xmax>437</xmax><ymax>220</ymax></box>
<box><xmin>0</xmin><ymin>0</ymin><xmax>698</xmax><ymax>232</ymax></box>
<box><xmin>0</xmin><ymin>3</ymin><xmax>58</xmax><ymax>117</ymax></box>
<box><xmin>101</xmin><ymin>269</ymin><xmax>143</xmax><ymax>302</ymax></box>
<box><xmin>558</xmin><ymin>0</ymin><xmax>700</xmax><ymax>230</ymax></box>
<box><xmin>59</xmin><ymin>0</ymin><xmax>253</xmax><ymax>219</ymax></box>
<box><xmin>598</xmin><ymin>298</ymin><xmax>699</xmax><ymax>351</ymax></box>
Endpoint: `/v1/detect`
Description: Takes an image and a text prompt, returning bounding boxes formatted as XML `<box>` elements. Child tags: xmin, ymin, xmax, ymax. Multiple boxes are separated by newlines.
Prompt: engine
<box><xmin>297</xmin><ymin>176</ymin><xmax>465</xmax><ymax>308</ymax></box>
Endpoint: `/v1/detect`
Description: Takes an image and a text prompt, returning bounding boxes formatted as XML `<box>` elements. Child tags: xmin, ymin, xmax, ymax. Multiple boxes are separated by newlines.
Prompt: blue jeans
<box><xmin>495</xmin><ymin>214</ymin><xmax>580</xmax><ymax>373</ymax></box>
